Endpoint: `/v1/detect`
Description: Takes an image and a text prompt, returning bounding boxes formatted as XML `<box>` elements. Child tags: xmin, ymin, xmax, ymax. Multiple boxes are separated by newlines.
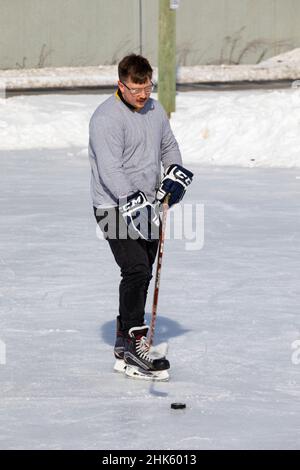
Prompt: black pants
<box><xmin>94</xmin><ymin>207</ymin><xmax>159</xmax><ymax>331</ymax></box>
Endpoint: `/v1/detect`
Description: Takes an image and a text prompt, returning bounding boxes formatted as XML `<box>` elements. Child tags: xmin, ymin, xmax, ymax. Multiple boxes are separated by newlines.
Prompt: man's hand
<box><xmin>119</xmin><ymin>191</ymin><xmax>160</xmax><ymax>241</ymax></box>
<box><xmin>156</xmin><ymin>164</ymin><xmax>193</xmax><ymax>207</ymax></box>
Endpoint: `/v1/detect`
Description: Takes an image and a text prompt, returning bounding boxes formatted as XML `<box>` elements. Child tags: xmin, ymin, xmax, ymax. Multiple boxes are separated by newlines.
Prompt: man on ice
<box><xmin>88</xmin><ymin>54</ymin><xmax>193</xmax><ymax>380</ymax></box>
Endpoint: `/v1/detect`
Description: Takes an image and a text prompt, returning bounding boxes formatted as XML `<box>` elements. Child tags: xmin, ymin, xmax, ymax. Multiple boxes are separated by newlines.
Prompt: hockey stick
<box><xmin>148</xmin><ymin>193</ymin><xmax>170</xmax><ymax>350</ymax></box>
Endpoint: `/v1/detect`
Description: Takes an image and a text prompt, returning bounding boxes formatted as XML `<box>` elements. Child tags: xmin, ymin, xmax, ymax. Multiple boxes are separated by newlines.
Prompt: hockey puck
<box><xmin>171</xmin><ymin>402</ymin><xmax>186</xmax><ymax>410</ymax></box>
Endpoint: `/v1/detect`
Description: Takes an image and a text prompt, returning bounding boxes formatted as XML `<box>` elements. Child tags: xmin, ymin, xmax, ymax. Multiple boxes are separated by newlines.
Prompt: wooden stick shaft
<box><xmin>149</xmin><ymin>197</ymin><xmax>169</xmax><ymax>347</ymax></box>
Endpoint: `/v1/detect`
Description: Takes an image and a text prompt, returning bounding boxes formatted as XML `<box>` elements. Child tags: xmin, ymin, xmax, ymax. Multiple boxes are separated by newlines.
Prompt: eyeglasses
<box><xmin>121</xmin><ymin>81</ymin><xmax>154</xmax><ymax>96</ymax></box>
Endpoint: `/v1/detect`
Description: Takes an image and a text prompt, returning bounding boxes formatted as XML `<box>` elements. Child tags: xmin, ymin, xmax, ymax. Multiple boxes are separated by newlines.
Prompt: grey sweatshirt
<box><xmin>88</xmin><ymin>91</ymin><xmax>182</xmax><ymax>208</ymax></box>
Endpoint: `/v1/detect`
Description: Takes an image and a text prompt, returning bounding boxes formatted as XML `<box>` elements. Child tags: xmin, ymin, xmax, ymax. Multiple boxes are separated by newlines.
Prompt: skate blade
<box><xmin>125</xmin><ymin>365</ymin><xmax>169</xmax><ymax>382</ymax></box>
<box><xmin>114</xmin><ymin>359</ymin><xmax>127</xmax><ymax>373</ymax></box>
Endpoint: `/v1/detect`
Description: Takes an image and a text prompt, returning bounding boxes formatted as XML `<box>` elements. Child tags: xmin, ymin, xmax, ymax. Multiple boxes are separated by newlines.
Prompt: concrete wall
<box><xmin>0</xmin><ymin>0</ymin><xmax>299</xmax><ymax>70</ymax></box>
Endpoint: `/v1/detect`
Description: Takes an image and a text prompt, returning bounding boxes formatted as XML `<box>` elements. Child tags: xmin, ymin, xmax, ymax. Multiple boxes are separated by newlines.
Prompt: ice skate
<box><xmin>124</xmin><ymin>325</ymin><xmax>170</xmax><ymax>381</ymax></box>
<box><xmin>113</xmin><ymin>316</ymin><xmax>126</xmax><ymax>373</ymax></box>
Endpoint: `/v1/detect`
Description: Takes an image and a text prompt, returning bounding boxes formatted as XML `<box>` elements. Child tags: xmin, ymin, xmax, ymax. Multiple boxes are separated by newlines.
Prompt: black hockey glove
<box><xmin>156</xmin><ymin>164</ymin><xmax>193</xmax><ymax>208</ymax></box>
<box><xmin>119</xmin><ymin>191</ymin><xmax>160</xmax><ymax>241</ymax></box>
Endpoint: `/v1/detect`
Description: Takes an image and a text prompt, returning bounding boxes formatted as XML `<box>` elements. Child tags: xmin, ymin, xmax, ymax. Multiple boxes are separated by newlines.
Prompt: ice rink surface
<box><xmin>0</xmin><ymin>148</ymin><xmax>299</xmax><ymax>449</ymax></box>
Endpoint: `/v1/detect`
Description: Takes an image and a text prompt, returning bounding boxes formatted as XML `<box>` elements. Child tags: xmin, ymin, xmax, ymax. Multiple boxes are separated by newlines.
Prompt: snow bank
<box><xmin>1</xmin><ymin>88</ymin><xmax>300</xmax><ymax>168</ymax></box>
<box><xmin>178</xmin><ymin>49</ymin><xmax>300</xmax><ymax>84</ymax></box>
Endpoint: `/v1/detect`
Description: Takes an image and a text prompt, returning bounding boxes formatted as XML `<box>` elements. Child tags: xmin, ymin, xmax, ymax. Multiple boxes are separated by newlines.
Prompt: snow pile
<box><xmin>262</xmin><ymin>48</ymin><xmax>300</xmax><ymax>66</ymax></box>
<box><xmin>1</xmin><ymin>88</ymin><xmax>300</xmax><ymax>168</ymax></box>
<box><xmin>173</xmin><ymin>89</ymin><xmax>300</xmax><ymax>168</ymax></box>
<box><xmin>178</xmin><ymin>49</ymin><xmax>300</xmax><ymax>84</ymax></box>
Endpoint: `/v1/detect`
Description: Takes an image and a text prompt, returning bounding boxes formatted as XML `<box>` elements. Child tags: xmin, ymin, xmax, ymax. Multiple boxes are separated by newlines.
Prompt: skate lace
<box><xmin>136</xmin><ymin>336</ymin><xmax>153</xmax><ymax>362</ymax></box>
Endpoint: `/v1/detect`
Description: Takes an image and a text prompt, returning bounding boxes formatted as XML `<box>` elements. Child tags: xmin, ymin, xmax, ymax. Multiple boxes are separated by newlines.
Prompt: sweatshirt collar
<box><xmin>116</xmin><ymin>88</ymin><xmax>137</xmax><ymax>111</ymax></box>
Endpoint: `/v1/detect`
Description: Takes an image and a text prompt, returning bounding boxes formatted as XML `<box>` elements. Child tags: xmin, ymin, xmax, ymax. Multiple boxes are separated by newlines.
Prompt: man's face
<box><xmin>118</xmin><ymin>77</ymin><xmax>153</xmax><ymax>110</ymax></box>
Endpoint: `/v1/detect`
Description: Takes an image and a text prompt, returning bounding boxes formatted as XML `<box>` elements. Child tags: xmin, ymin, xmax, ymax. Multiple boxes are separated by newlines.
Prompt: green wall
<box><xmin>0</xmin><ymin>0</ymin><xmax>299</xmax><ymax>69</ymax></box>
